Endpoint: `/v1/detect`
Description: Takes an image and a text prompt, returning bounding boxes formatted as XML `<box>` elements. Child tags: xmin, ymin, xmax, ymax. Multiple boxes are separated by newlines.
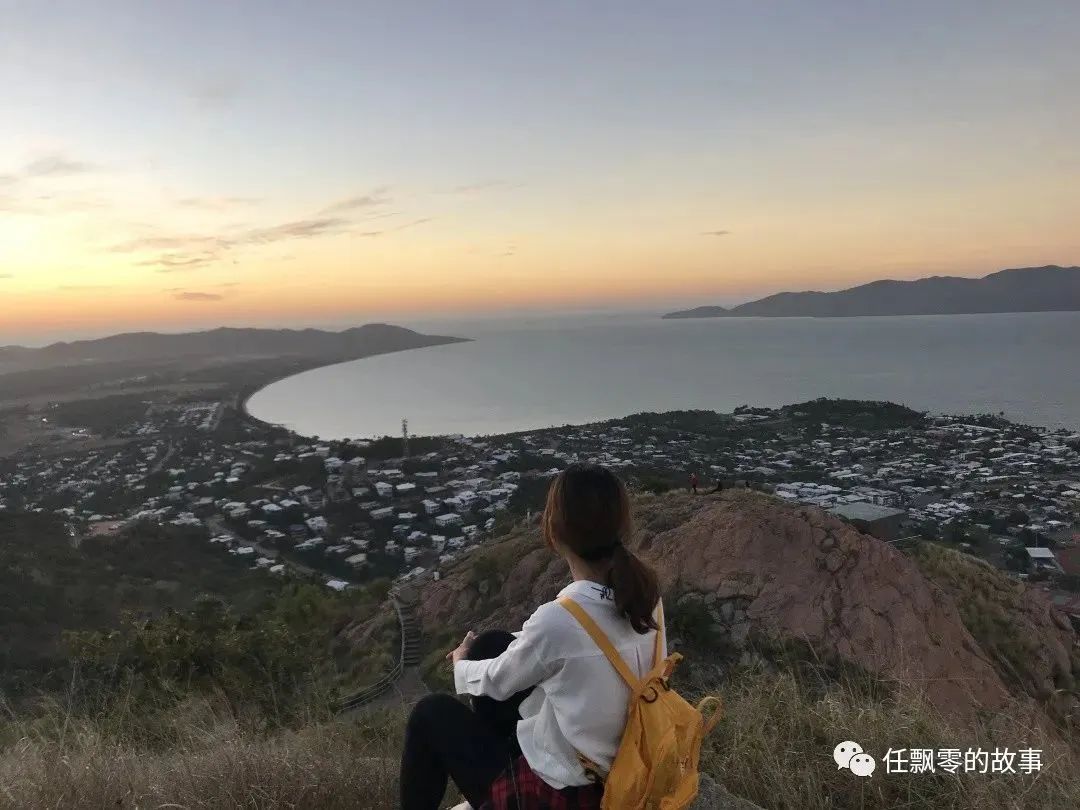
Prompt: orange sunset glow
<box><xmin>3</xmin><ymin>2</ymin><xmax>1079</xmax><ymax>343</ymax></box>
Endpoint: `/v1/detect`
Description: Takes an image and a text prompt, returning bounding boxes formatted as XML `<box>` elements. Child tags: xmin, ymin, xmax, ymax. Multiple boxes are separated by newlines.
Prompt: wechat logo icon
<box><xmin>834</xmin><ymin>741</ymin><xmax>876</xmax><ymax>777</ymax></box>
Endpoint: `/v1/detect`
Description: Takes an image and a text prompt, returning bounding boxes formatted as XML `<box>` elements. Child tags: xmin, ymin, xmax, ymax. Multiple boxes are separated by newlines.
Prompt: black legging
<box><xmin>400</xmin><ymin>630</ymin><xmax>532</xmax><ymax>810</ymax></box>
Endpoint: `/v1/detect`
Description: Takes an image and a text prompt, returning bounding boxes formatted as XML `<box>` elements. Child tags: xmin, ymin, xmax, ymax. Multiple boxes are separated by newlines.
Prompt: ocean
<box><xmin>246</xmin><ymin>311</ymin><xmax>1080</xmax><ymax>439</ymax></box>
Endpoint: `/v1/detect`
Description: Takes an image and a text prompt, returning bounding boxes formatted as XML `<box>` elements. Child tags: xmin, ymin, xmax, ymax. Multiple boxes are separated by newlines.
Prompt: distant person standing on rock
<box><xmin>689</xmin><ymin>471</ymin><xmax>699</xmax><ymax>494</ymax></box>
<box><xmin>399</xmin><ymin>463</ymin><xmax>664</xmax><ymax>810</ymax></box>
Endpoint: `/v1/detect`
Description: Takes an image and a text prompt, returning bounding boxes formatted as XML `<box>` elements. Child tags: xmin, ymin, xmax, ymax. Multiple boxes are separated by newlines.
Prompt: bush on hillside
<box><xmin>780</xmin><ymin>398</ymin><xmax>927</xmax><ymax>430</ymax></box>
<box><xmin>61</xmin><ymin>583</ymin><xmax>393</xmax><ymax>739</ymax></box>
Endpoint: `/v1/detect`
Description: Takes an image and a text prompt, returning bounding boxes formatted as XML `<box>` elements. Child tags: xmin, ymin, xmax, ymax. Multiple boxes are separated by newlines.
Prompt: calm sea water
<box><xmin>247</xmin><ymin>312</ymin><xmax>1080</xmax><ymax>439</ymax></box>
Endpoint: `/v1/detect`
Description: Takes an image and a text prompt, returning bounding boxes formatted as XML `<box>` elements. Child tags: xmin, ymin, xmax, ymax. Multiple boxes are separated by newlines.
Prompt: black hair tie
<box><xmin>580</xmin><ymin>539</ymin><xmax>622</xmax><ymax>561</ymax></box>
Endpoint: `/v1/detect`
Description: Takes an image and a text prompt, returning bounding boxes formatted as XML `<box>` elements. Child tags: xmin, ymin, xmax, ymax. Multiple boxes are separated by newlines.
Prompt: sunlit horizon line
<box><xmin>3</xmin><ymin>257</ymin><xmax>1078</xmax><ymax>347</ymax></box>
<box><xmin>8</xmin><ymin>295</ymin><xmax>1080</xmax><ymax>351</ymax></box>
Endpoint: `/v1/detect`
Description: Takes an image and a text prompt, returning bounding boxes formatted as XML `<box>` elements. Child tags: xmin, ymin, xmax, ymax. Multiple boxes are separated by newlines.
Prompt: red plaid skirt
<box><xmin>479</xmin><ymin>756</ymin><xmax>604</xmax><ymax>810</ymax></box>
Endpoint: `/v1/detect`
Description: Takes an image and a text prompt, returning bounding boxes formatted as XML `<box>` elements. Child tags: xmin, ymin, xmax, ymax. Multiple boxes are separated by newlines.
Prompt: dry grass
<box><xmin>0</xmin><ymin>698</ymin><xmax>404</xmax><ymax>810</ymax></box>
<box><xmin>3</xmin><ymin>664</ymin><xmax>1079</xmax><ymax>809</ymax></box>
<box><xmin>702</xmin><ymin>661</ymin><xmax>1080</xmax><ymax>810</ymax></box>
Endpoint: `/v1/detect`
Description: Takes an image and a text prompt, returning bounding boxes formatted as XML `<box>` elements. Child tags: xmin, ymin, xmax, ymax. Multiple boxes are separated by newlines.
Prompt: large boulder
<box><xmin>637</xmin><ymin>491</ymin><xmax>1013</xmax><ymax>721</ymax></box>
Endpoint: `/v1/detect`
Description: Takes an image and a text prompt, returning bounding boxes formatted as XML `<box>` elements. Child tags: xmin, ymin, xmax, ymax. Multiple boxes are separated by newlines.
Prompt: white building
<box><xmin>1026</xmin><ymin>546</ymin><xmax>1063</xmax><ymax>573</ymax></box>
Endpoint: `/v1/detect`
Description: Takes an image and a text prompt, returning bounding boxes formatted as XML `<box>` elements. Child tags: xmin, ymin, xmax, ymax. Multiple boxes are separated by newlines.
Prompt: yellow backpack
<box><xmin>558</xmin><ymin>597</ymin><xmax>723</xmax><ymax>810</ymax></box>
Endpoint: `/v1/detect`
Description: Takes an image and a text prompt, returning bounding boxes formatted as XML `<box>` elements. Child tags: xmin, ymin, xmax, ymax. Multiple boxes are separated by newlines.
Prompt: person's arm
<box><xmin>453</xmin><ymin>609</ymin><xmax>554</xmax><ymax>701</ymax></box>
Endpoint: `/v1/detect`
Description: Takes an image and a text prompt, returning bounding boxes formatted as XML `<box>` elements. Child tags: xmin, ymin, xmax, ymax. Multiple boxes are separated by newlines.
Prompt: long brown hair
<box><xmin>542</xmin><ymin>464</ymin><xmax>660</xmax><ymax>634</ymax></box>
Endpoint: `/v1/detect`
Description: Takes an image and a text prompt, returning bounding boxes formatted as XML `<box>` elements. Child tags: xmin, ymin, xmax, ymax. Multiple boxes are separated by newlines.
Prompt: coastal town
<box><xmin>1</xmin><ymin>395</ymin><xmax>1079</xmax><ymax>623</ymax></box>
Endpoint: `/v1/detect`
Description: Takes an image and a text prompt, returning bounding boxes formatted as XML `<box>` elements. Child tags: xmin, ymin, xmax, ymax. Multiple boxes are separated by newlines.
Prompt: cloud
<box><xmin>0</xmin><ymin>153</ymin><xmax>100</xmax><ymax>214</ymax></box>
<box><xmin>0</xmin><ymin>273</ymin><xmax>13</xmax><ymax>279</ymax></box>
<box><xmin>23</xmin><ymin>154</ymin><xmax>95</xmax><ymax>178</ymax></box>
<box><xmin>119</xmin><ymin>216</ymin><xmax>350</xmax><ymax>270</ymax></box>
<box><xmin>111</xmin><ymin>216</ymin><xmax>352</xmax><ymax>272</ymax></box>
<box><xmin>138</xmin><ymin>251</ymin><xmax>222</xmax><ymax>272</ymax></box>
<box><xmin>354</xmin><ymin>217</ymin><xmax>432</xmax><ymax>239</ymax></box>
<box><xmin>1</xmin><ymin>153</ymin><xmax>96</xmax><ymax>186</ymax></box>
<box><xmin>111</xmin><ymin>235</ymin><xmax>225</xmax><ymax>253</ymax></box>
<box><xmin>112</xmin><ymin>191</ymin><xmax>409</xmax><ymax>272</ymax></box>
<box><xmin>239</xmin><ymin>216</ymin><xmax>353</xmax><ymax>244</ymax></box>
<box><xmin>114</xmin><ymin>233</ymin><xmax>227</xmax><ymax>272</ymax></box>
<box><xmin>320</xmin><ymin>187</ymin><xmax>392</xmax><ymax>215</ymax></box>
<box><xmin>446</xmin><ymin>181</ymin><xmax>523</xmax><ymax>194</ymax></box>
<box><xmin>57</xmin><ymin>284</ymin><xmax>114</xmax><ymax>291</ymax></box>
<box><xmin>175</xmin><ymin>196</ymin><xmax>259</xmax><ymax>210</ymax></box>
<box><xmin>701</xmin><ymin>230</ymin><xmax>731</xmax><ymax>236</ymax></box>
<box><xmin>173</xmin><ymin>291</ymin><xmax>224</xmax><ymax>302</ymax></box>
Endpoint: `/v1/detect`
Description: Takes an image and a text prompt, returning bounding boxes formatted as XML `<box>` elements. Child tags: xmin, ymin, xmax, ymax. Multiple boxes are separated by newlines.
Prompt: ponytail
<box><xmin>606</xmin><ymin>544</ymin><xmax>660</xmax><ymax>634</ymax></box>
<box><xmin>543</xmin><ymin>463</ymin><xmax>660</xmax><ymax>635</ymax></box>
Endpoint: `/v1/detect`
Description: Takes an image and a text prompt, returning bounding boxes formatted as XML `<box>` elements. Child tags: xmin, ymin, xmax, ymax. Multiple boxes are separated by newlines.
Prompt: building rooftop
<box><xmin>1025</xmin><ymin>547</ymin><xmax>1057</xmax><ymax>559</ymax></box>
<box><xmin>828</xmin><ymin>502</ymin><xmax>907</xmax><ymax>523</ymax></box>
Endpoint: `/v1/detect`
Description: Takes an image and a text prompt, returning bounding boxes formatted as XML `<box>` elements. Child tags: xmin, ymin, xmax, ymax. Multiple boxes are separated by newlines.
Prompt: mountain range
<box><xmin>0</xmin><ymin>324</ymin><xmax>467</xmax><ymax>372</ymax></box>
<box><xmin>663</xmin><ymin>265</ymin><xmax>1080</xmax><ymax>319</ymax></box>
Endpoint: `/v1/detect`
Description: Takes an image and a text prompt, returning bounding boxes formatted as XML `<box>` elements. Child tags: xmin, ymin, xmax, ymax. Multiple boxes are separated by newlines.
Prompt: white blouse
<box><xmin>454</xmin><ymin>579</ymin><xmax>665</xmax><ymax>789</ymax></box>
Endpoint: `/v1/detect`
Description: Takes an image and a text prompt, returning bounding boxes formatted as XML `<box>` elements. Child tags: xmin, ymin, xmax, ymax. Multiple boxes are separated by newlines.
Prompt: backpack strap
<box><xmin>653</xmin><ymin>600</ymin><xmax>665</xmax><ymax>669</ymax></box>
<box><xmin>558</xmin><ymin>597</ymin><xmax>641</xmax><ymax>691</ymax></box>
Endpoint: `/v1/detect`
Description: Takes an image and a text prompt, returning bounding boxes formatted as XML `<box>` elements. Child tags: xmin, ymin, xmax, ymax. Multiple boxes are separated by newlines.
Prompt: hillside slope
<box><xmin>0</xmin><ymin>513</ymin><xmax>264</xmax><ymax>682</ymax></box>
<box><xmin>418</xmin><ymin>490</ymin><xmax>1076</xmax><ymax>728</ymax></box>
<box><xmin>0</xmin><ymin>513</ymin><xmax>397</xmax><ymax>704</ymax></box>
<box><xmin>4</xmin><ymin>492</ymin><xmax>1080</xmax><ymax>809</ymax></box>
<box><xmin>663</xmin><ymin>265</ymin><xmax>1080</xmax><ymax>318</ymax></box>
<box><xmin>0</xmin><ymin>323</ymin><xmax>467</xmax><ymax>372</ymax></box>
<box><xmin>914</xmin><ymin>544</ymin><xmax>1080</xmax><ymax>730</ymax></box>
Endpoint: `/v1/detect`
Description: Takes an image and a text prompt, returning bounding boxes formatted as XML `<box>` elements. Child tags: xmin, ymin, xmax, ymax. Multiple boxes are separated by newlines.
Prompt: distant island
<box><xmin>663</xmin><ymin>265</ymin><xmax>1080</xmax><ymax>319</ymax></box>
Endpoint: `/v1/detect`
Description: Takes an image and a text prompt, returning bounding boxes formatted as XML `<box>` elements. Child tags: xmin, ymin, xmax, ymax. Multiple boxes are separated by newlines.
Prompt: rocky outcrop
<box><xmin>913</xmin><ymin>543</ymin><xmax>1080</xmax><ymax>729</ymax></box>
<box><xmin>637</xmin><ymin>491</ymin><xmax>1012</xmax><ymax>721</ymax></box>
<box><xmin>1014</xmin><ymin>587</ymin><xmax>1079</xmax><ymax>707</ymax></box>
<box><xmin>418</xmin><ymin>490</ymin><xmax>1077</xmax><ymax>725</ymax></box>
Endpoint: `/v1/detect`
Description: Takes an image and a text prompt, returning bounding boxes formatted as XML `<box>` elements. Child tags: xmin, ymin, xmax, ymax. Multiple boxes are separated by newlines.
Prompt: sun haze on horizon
<box><xmin>2</xmin><ymin>0</ymin><xmax>1079</xmax><ymax>343</ymax></box>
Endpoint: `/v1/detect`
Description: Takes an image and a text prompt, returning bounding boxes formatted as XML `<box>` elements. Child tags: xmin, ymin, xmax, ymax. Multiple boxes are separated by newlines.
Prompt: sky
<box><xmin>2</xmin><ymin>0</ymin><xmax>1079</xmax><ymax>344</ymax></box>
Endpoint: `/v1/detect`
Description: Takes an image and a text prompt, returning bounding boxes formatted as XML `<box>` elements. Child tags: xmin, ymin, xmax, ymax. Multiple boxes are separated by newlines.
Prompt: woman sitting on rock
<box><xmin>399</xmin><ymin>463</ymin><xmax>664</xmax><ymax>810</ymax></box>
